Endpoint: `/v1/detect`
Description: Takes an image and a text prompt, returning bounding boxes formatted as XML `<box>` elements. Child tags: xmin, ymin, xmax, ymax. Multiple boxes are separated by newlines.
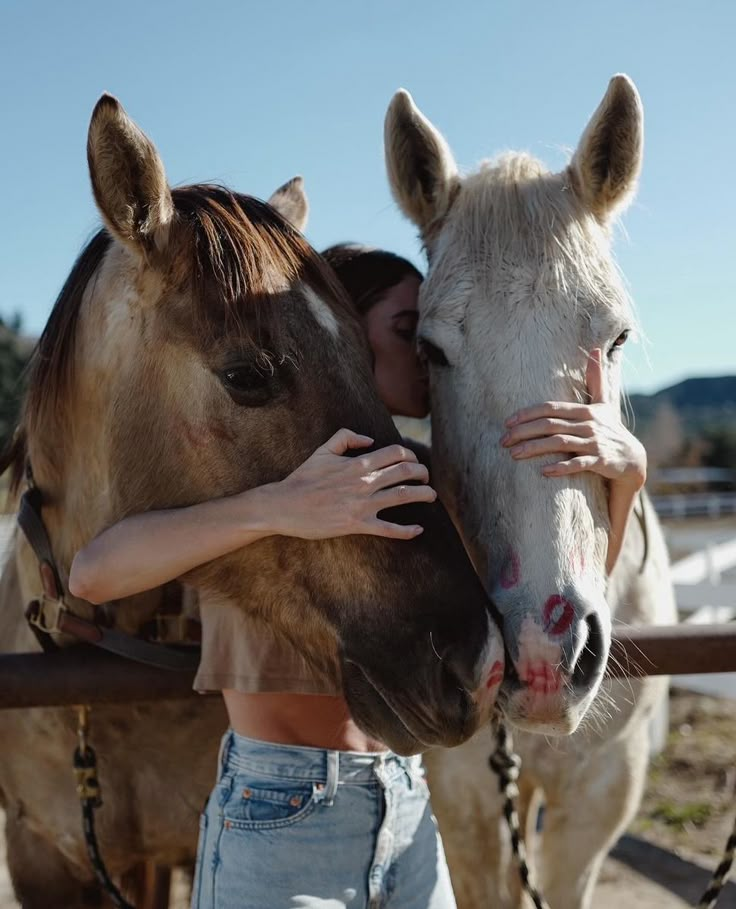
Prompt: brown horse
<box><xmin>0</xmin><ymin>95</ymin><xmax>503</xmax><ymax>907</ymax></box>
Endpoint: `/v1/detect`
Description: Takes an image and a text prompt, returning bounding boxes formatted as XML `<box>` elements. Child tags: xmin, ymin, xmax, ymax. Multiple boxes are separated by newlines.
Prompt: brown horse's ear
<box><xmin>87</xmin><ymin>94</ymin><xmax>174</xmax><ymax>253</ymax></box>
<box><xmin>384</xmin><ymin>90</ymin><xmax>460</xmax><ymax>241</ymax></box>
<box><xmin>570</xmin><ymin>75</ymin><xmax>643</xmax><ymax>221</ymax></box>
<box><xmin>267</xmin><ymin>176</ymin><xmax>309</xmax><ymax>232</ymax></box>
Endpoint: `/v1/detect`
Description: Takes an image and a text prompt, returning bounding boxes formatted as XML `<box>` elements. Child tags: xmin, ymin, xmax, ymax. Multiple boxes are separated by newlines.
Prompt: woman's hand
<box><xmin>500</xmin><ymin>349</ymin><xmax>647</xmax><ymax>573</ymax></box>
<box><xmin>265</xmin><ymin>428</ymin><xmax>436</xmax><ymax>541</ymax></box>
<box><xmin>500</xmin><ymin>350</ymin><xmax>646</xmax><ymax>490</ymax></box>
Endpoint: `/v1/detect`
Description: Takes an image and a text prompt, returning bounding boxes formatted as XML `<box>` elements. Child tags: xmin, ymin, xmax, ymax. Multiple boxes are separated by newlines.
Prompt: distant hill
<box><xmin>629</xmin><ymin>376</ymin><xmax>736</xmax><ymax>436</ymax></box>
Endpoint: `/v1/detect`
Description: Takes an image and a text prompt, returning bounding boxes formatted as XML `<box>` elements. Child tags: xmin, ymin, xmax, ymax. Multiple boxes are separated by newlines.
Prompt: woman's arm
<box><xmin>70</xmin><ymin>429</ymin><xmax>436</xmax><ymax>604</ymax></box>
<box><xmin>500</xmin><ymin>349</ymin><xmax>646</xmax><ymax>574</ymax></box>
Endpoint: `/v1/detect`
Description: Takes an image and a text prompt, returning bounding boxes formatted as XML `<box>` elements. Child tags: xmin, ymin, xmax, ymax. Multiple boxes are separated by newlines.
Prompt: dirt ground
<box><xmin>1</xmin><ymin>688</ymin><xmax>734</xmax><ymax>908</ymax></box>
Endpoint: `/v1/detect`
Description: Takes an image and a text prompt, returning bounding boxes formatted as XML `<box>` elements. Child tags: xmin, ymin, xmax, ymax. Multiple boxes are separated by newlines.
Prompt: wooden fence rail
<box><xmin>0</xmin><ymin>623</ymin><xmax>735</xmax><ymax>710</ymax></box>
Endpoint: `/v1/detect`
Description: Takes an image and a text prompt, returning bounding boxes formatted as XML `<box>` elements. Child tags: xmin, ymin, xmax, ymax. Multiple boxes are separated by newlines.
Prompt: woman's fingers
<box><xmin>365</xmin><ymin>518</ymin><xmax>424</xmax><ymax>539</ymax></box>
<box><xmin>509</xmin><ymin>435</ymin><xmax>595</xmax><ymax>460</ymax></box>
<box><xmin>542</xmin><ymin>456</ymin><xmax>600</xmax><ymax>477</ymax></box>
<box><xmin>372</xmin><ymin>483</ymin><xmax>437</xmax><ymax>509</ymax></box>
<box><xmin>502</xmin><ymin>418</ymin><xmax>594</xmax><ymax>446</ymax></box>
<box><xmin>355</xmin><ymin>443</ymin><xmax>419</xmax><ymax>472</ymax></box>
<box><xmin>364</xmin><ymin>460</ymin><xmax>429</xmax><ymax>490</ymax></box>
<box><xmin>586</xmin><ymin>348</ymin><xmax>605</xmax><ymax>405</ymax></box>
<box><xmin>322</xmin><ymin>428</ymin><xmax>375</xmax><ymax>455</ymax></box>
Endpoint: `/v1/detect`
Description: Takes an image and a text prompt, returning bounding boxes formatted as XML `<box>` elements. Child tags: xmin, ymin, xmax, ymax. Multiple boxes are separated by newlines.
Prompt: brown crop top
<box><xmin>193</xmin><ymin>600</ymin><xmax>340</xmax><ymax>696</ymax></box>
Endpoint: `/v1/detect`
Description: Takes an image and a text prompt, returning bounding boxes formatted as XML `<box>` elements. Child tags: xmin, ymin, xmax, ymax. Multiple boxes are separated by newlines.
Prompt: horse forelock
<box><xmin>170</xmin><ymin>186</ymin><xmax>351</xmax><ymax>334</ymax></box>
<box><xmin>443</xmin><ymin>152</ymin><xmax>636</xmax><ymax>327</ymax></box>
<box><xmin>9</xmin><ymin>185</ymin><xmax>352</xmax><ymax>490</ymax></box>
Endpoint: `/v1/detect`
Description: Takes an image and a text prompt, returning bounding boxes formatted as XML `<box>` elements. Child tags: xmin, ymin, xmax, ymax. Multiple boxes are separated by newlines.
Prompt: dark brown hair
<box><xmin>322</xmin><ymin>244</ymin><xmax>422</xmax><ymax>317</ymax></box>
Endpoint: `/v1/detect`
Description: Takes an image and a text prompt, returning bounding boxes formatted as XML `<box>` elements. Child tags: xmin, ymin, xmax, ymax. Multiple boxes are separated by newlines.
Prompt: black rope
<box><xmin>488</xmin><ymin>721</ymin><xmax>550</xmax><ymax>909</ymax></box>
<box><xmin>697</xmin><ymin>812</ymin><xmax>736</xmax><ymax>909</ymax></box>
<box><xmin>489</xmin><ymin>717</ymin><xmax>736</xmax><ymax>909</ymax></box>
<box><xmin>73</xmin><ymin>743</ymin><xmax>135</xmax><ymax>909</ymax></box>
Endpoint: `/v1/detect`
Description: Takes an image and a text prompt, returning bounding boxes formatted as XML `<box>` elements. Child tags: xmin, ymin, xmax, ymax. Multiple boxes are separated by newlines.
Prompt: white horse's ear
<box><xmin>267</xmin><ymin>176</ymin><xmax>309</xmax><ymax>232</ymax></box>
<box><xmin>384</xmin><ymin>90</ymin><xmax>460</xmax><ymax>239</ymax></box>
<box><xmin>87</xmin><ymin>94</ymin><xmax>173</xmax><ymax>253</ymax></box>
<box><xmin>570</xmin><ymin>75</ymin><xmax>643</xmax><ymax>221</ymax></box>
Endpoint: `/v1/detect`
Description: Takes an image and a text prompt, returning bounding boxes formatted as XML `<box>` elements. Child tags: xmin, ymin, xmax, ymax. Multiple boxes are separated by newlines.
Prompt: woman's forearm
<box><xmin>69</xmin><ymin>485</ymin><xmax>278</xmax><ymax>604</ymax></box>
<box><xmin>69</xmin><ymin>430</ymin><xmax>436</xmax><ymax>605</ymax></box>
<box><xmin>606</xmin><ymin>480</ymin><xmax>641</xmax><ymax>575</ymax></box>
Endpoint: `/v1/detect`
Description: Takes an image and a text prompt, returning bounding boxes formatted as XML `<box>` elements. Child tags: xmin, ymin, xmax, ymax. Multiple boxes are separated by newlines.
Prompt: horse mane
<box><xmin>455</xmin><ymin>151</ymin><xmax>636</xmax><ymax>319</ymax></box>
<box><xmin>1</xmin><ymin>185</ymin><xmax>350</xmax><ymax>493</ymax></box>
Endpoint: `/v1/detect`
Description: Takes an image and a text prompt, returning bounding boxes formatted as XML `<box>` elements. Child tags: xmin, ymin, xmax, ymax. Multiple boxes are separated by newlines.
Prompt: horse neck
<box><xmin>20</xmin><ymin>376</ymin><xmax>171</xmax><ymax>633</ymax></box>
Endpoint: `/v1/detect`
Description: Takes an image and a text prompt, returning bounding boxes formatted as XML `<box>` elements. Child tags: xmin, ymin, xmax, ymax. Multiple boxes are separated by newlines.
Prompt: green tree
<box><xmin>0</xmin><ymin>315</ymin><xmax>32</xmax><ymax>452</ymax></box>
<box><xmin>702</xmin><ymin>425</ymin><xmax>736</xmax><ymax>471</ymax></box>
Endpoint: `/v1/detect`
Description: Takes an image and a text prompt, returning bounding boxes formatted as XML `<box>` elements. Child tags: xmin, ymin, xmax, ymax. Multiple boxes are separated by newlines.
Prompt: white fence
<box><xmin>651</xmin><ymin>492</ymin><xmax>736</xmax><ymax>519</ymax></box>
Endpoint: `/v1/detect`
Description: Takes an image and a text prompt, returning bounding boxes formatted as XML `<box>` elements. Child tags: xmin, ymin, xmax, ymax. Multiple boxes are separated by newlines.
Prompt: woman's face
<box><xmin>363</xmin><ymin>275</ymin><xmax>429</xmax><ymax>418</ymax></box>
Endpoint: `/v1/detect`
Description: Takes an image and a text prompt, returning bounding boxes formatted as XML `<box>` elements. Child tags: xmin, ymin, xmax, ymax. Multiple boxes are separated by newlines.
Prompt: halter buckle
<box><xmin>26</xmin><ymin>595</ymin><xmax>68</xmax><ymax>635</ymax></box>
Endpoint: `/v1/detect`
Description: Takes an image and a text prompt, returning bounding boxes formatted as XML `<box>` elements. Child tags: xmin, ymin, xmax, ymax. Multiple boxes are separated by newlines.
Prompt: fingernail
<box><xmin>506</xmin><ymin>415</ymin><xmax>518</xmax><ymax>427</ymax></box>
<box><xmin>511</xmin><ymin>445</ymin><xmax>525</xmax><ymax>458</ymax></box>
<box><xmin>412</xmin><ymin>526</ymin><xmax>424</xmax><ymax>535</ymax></box>
<box><xmin>500</xmin><ymin>433</ymin><xmax>510</xmax><ymax>446</ymax></box>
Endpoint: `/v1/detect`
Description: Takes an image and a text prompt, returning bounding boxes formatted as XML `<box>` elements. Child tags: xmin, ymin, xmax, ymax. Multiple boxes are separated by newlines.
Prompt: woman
<box><xmin>70</xmin><ymin>244</ymin><xmax>646</xmax><ymax>909</ymax></box>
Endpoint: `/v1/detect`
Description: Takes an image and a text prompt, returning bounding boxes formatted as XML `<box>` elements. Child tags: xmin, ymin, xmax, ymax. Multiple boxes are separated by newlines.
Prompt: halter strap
<box><xmin>17</xmin><ymin>474</ymin><xmax>200</xmax><ymax>672</ymax></box>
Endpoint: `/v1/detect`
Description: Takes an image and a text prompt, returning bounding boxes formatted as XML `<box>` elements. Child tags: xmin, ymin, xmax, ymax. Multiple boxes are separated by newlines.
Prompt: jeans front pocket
<box><xmin>222</xmin><ymin>774</ymin><xmax>318</xmax><ymax>830</ymax></box>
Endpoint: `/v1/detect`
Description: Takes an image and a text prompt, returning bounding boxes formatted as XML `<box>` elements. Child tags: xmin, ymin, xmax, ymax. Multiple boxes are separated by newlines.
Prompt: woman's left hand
<box><xmin>500</xmin><ymin>349</ymin><xmax>646</xmax><ymax>489</ymax></box>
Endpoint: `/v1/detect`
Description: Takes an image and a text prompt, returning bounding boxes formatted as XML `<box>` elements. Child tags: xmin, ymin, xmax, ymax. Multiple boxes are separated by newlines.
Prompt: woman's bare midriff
<box><xmin>222</xmin><ymin>690</ymin><xmax>389</xmax><ymax>752</ymax></box>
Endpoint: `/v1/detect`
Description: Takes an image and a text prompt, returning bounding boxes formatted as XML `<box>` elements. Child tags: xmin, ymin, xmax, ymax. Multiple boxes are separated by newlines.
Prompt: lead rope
<box><xmin>489</xmin><ymin>716</ymin><xmax>736</xmax><ymax>909</ymax></box>
<box><xmin>697</xmin><ymin>813</ymin><xmax>736</xmax><ymax>909</ymax></box>
<box><xmin>73</xmin><ymin>706</ymin><xmax>135</xmax><ymax>909</ymax></box>
<box><xmin>488</xmin><ymin>719</ymin><xmax>550</xmax><ymax>909</ymax></box>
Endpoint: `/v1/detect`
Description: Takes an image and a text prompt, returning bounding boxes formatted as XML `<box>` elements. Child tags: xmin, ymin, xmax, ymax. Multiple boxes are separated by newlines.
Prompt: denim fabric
<box><xmin>191</xmin><ymin>731</ymin><xmax>457</xmax><ymax>909</ymax></box>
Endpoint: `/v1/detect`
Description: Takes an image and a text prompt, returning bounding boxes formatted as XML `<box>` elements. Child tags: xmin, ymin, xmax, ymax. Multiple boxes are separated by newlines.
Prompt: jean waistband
<box><xmin>218</xmin><ymin>729</ymin><xmax>422</xmax><ymax>788</ymax></box>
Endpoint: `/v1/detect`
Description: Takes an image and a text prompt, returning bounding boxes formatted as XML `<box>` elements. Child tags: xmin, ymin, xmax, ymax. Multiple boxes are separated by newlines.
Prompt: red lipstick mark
<box><xmin>500</xmin><ymin>551</ymin><xmax>520</xmax><ymax>589</ymax></box>
<box><xmin>522</xmin><ymin>662</ymin><xmax>561</xmax><ymax>694</ymax></box>
<box><xmin>543</xmin><ymin>595</ymin><xmax>575</xmax><ymax>637</ymax></box>
<box><xmin>486</xmin><ymin>660</ymin><xmax>504</xmax><ymax>689</ymax></box>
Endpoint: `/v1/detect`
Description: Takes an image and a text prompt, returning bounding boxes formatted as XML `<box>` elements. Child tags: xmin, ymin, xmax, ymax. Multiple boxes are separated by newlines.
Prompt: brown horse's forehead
<box><xmin>161</xmin><ymin>284</ymin><xmax>341</xmax><ymax>363</ymax></box>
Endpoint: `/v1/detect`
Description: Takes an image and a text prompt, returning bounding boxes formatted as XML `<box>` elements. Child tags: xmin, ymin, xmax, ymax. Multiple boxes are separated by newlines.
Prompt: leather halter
<box><xmin>17</xmin><ymin>471</ymin><xmax>201</xmax><ymax>672</ymax></box>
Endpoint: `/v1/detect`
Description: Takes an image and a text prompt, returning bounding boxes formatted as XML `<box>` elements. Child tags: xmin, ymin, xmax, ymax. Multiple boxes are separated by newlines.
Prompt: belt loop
<box><xmin>217</xmin><ymin>730</ymin><xmax>233</xmax><ymax>778</ymax></box>
<box><xmin>322</xmin><ymin>750</ymin><xmax>339</xmax><ymax>806</ymax></box>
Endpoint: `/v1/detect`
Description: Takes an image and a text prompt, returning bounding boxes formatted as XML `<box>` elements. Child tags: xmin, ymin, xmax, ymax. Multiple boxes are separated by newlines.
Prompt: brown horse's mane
<box><xmin>1</xmin><ymin>184</ymin><xmax>351</xmax><ymax>493</ymax></box>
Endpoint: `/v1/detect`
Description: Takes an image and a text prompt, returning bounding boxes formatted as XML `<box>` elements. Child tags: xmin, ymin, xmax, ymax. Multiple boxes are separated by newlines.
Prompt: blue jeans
<box><xmin>191</xmin><ymin>731</ymin><xmax>457</xmax><ymax>909</ymax></box>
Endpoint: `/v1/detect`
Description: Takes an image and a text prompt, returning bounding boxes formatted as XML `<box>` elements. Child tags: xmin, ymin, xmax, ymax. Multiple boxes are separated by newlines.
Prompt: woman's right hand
<box><xmin>263</xmin><ymin>428</ymin><xmax>436</xmax><ymax>540</ymax></box>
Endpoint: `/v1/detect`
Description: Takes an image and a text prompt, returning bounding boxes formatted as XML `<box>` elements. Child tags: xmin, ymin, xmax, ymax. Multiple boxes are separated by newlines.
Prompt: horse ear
<box><xmin>267</xmin><ymin>175</ymin><xmax>309</xmax><ymax>232</ymax></box>
<box><xmin>571</xmin><ymin>75</ymin><xmax>643</xmax><ymax>220</ymax></box>
<box><xmin>384</xmin><ymin>90</ymin><xmax>459</xmax><ymax>239</ymax></box>
<box><xmin>87</xmin><ymin>94</ymin><xmax>174</xmax><ymax>252</ymax></box>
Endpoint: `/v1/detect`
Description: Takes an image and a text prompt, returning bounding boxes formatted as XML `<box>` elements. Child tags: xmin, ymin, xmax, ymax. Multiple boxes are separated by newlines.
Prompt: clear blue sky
<box><xmin>1</xmin><ymin>0</ymin><xmax>733</xmax><ymax>393</ymax></box>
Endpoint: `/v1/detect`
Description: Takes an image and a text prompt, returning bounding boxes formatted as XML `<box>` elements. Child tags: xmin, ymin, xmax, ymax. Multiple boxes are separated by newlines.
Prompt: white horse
<box><xmin>384</xmin><ymin>75</ymin><xmax>676</xmax><ymax>908</ymax></box>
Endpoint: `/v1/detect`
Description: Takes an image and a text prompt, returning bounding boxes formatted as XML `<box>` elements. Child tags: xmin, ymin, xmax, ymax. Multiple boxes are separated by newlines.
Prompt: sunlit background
<box><xmin>1</xmin><ymin>4</ymin><xmax>736</xmax><ymax>907</ymax></box>
<box><xmin>1</xmin><ymin>0</ymin><xmax>734</xmax><ymax>394</ymax></box>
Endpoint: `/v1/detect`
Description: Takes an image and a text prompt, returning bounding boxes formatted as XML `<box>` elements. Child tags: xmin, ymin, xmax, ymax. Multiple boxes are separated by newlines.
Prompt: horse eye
<box><xmin>223</xmin><ymin>364</ymin><xmax>269</xmax><ymax>389</ymax></box>
<box><xmin>418</xmin><ymin>337</ymin><xmax>450</xmax><ymax>367</ymax></box>
<box><xmin>608</xmin><ymin>330</ymin><xmax>630</xmax><ymax>358</ymax></box>
<box><xmin>219</xmin><ymin>362</ymin><xmax>275</xmax><ymax>406</ymax></box>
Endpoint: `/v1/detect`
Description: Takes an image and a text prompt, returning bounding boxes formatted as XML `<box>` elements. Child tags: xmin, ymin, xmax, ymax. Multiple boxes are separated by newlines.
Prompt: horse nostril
<box><xmin>572</xmin><ymin>612</ymin><xmax>606</xmax><ymax>689</ymax></box>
